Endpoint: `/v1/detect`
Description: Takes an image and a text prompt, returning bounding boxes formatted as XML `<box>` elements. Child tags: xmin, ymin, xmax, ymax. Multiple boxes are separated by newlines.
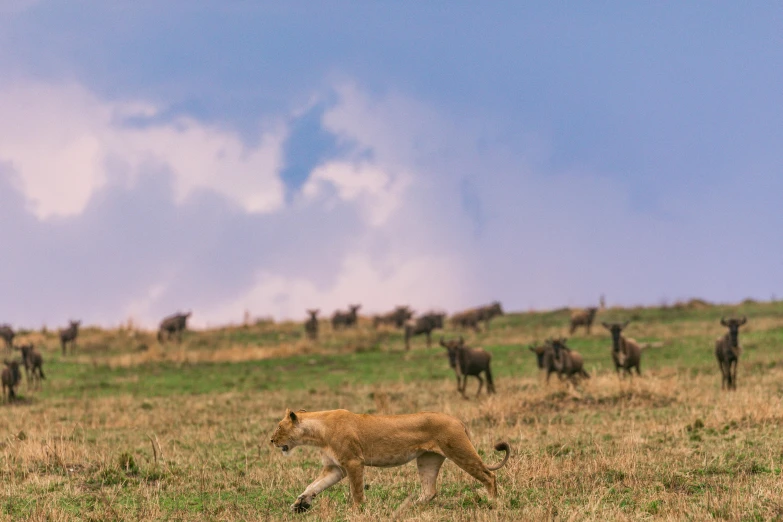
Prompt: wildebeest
<box><xmin>451</xmin><ymin>302</ymin><xmax>504</xmax><ymax>332</ymax></box>
<box><xmin>0</xmin><ymin>325</ymin><xmax>14</xmax><ymax>350</ymax></box>
<box><xmin>158</xmin><ymin>312</ymin><xmax>191</xmax><ymax>343</ymax></box>
<box><xmin>569</xmin><ymin>307</ymin><xmax>598</xmax><ymax>335</ymax></box>
<box><xmin>440</xmin><ymin>337</ymin><xmax>495</xmax><ymax>398</ymax></box>
<box><xmin>1</xmin><ymin>359</ymin><xmax>21</xmax><ymax>401</ymax></box>
<box><xmin>715</xmin><ymin>316</ymin><xmax>747</xmax><ymax>391</ymax></box>
<box><xmin>331</xmin><ymin>305</ymin><xmax>361</xmax><ymax>330</ymax></box>
<box><xmin>59</xmin><ymin>320</ymin><xmax>81</xmax><ymax>355</ymax></box>
<box><xmin>372</xmin><ymin>306</ymin><xmax>413</xmax><ymax>329</ymax></box>
<box><xmin>403</xmin><ymin>312</ymin><xmax>445</xmax><ymax>350</ymax></box>
<box><xmin>529</xmin><ymin>338</ymin><xmax>589</xmax><ymax>384</ymax></box>
<box><xmin>602</xmin><ymin>321</ymin><xmax>642</xmax><ymax>377</ymax></box>
<box><xmin>304</xmin><ymin>309</ymin><xmax>319</xmax><ymax>341</ymax></box>
<box><xmin>18</xmin><ymin>343</ymin><xmax>45</xmax><ymax>388</ymax></box>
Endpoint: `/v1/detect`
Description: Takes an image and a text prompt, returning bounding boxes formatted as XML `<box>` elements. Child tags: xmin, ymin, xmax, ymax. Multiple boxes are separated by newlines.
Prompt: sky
<box><xmin>0</xmin><ymin>2</ymin><xmax>781</xmax><ymax>328</ymax></box>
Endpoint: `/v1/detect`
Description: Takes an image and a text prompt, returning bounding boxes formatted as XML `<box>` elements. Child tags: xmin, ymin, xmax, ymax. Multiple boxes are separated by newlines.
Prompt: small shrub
<box><xmin>118</xmin><ymin>452</ymin><xmax>138</xmax><ymax>474</ymax></box>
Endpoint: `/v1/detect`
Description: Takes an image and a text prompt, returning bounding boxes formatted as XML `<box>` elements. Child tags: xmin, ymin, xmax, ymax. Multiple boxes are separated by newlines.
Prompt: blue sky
<box><xmin>0</xmin><ymin>2</ymin><xmax>781</xmax><ymax>327</ymax></box>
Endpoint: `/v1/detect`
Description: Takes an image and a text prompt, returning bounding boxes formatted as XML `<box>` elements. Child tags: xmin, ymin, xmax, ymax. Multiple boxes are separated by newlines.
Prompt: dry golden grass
<box><xmin>1</xmin><ymin>367</ymin><xmax>782</xmax><ymax>520</ymax></box>
<box><xmin>2</xmin><ymin>302</ymin><xmax>783</xmax><ymax>520</ymax></box>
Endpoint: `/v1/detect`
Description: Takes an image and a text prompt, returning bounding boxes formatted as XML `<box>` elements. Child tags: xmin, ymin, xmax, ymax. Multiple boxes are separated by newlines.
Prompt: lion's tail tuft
<box><xmin>487</xmin><ymin>441</ymin><xmax>510</xmax><ymax>470</ymax></box>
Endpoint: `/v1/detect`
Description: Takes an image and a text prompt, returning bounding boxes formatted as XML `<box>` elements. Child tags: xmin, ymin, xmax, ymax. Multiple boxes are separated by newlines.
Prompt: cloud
<box><xmin>202</xmin><ymin>253</ymin><xmax>466</xmax><ymax>326</ymax></box>
<box><xmin>0</xmin><ymin>81</ymin><xmax>286</xmax><ymax>220</ymax></box>
<box><xmin>0</xmin><ymin>78</ymin><xmax>780</xmax><ymax>330</ymax></box>
<box><xmin>303</xmin><ymin>161</ymin><xmax>412</xmax><ymax>227</ymax></box>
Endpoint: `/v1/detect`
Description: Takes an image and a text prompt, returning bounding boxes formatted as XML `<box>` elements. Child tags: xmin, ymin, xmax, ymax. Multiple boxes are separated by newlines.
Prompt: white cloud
<box><xmin>202</xmin><ymin>252</ymin><xmax>467</xmax><ymax>325</ymax></box>
<box><xmin>303</xmin><ymin>161</ymin><xmax>412</xmax><ymax>226</ymax></box>
<box><xmin>0</xmin><ymin>81</ymin><xmax>286</xmax><ymax>219</ymax></box>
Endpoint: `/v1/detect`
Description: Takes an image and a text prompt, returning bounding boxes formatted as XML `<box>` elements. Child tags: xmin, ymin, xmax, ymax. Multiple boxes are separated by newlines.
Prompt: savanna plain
<box><xmin>2</xmin><ymin>300</ymin><xmax>783</xmax><ymax>521</ymax></box>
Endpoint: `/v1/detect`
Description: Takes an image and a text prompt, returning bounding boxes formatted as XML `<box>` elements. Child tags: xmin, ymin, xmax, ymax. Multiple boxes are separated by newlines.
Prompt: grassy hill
<box><xmin>1</xmin><ymin>299</ymin><xmax>782</xmax><ymax>520</ymax></box>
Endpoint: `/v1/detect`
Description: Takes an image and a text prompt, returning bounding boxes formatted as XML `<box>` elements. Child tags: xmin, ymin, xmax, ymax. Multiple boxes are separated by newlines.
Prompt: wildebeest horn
<box><xmin>720</xmin><ymin>317</ymin><xmax>728</xmax><ymax>326</ymax></box>
<box><xmin>739</xmin><ymin>316</ymin><xmax>747</xmax><ymax>325</ymax></box>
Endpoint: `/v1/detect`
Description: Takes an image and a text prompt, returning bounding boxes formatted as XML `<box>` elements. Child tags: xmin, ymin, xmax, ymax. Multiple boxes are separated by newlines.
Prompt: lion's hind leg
<box><xmin>416</xmin><ymin>452</ymin><xmax>446</xmax><ymax>502</ymax></box>
<box><xmin>291</xmin><ymin>464</ymin><xmax>345</xmax><ymax>513</ymax></box>
<box><xmin>442</xmin><ymin>441</ymin><xmax>497</xmax><ymax>497</ymax></box>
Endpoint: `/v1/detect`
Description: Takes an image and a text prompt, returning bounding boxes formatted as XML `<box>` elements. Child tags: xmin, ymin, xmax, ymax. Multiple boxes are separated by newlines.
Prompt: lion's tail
<box><xmin>486</xmin><ymin>441</ymin><xmax>510</xmax><ymax>471</ymax></box>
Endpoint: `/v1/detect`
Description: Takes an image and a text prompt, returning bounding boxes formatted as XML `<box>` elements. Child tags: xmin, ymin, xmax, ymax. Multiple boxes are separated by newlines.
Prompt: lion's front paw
<box><xmin>291</xmin><ymin>496</ymin><xmax>312</xmax><ymax>513</ymax></box>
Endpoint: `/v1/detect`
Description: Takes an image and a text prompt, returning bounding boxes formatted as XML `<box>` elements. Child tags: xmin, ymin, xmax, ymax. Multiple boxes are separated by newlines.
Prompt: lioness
<box><xmin>270</xmin><ymin>408</ymin><xmax>510</xmax><ymax>512</ymax></box>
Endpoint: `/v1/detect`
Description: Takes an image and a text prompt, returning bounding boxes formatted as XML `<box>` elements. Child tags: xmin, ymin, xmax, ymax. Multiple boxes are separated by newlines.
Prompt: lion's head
<box><xmin>270</xmin><ymin>409</ymin><xmax>306</xmax><ymax>456</ymax></box>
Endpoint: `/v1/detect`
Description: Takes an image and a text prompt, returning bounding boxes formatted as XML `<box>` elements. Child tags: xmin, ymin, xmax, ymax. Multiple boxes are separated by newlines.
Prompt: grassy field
<box><xmin>1</xmin><ymin>299</ymin><xmax>783</xmax><ymax>521</ymax></box>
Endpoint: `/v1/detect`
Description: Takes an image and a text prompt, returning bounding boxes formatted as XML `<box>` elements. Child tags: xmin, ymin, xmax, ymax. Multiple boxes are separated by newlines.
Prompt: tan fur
<box><xmin>270</xmin><ymin>408</ymin><xmax>510</xmax><ymax>512</ymax></box>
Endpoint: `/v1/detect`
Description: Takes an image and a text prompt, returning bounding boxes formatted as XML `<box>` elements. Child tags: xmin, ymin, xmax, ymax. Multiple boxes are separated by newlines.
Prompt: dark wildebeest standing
<box><xmin>158</xmin><ymin>312</ymin><xmax>191</xmax><ymax>343</ymax></box>
<box><xmin>1</xmin><ymin>359</ymin><xmax>21</xmax><ymax>401</ymax></box>
<box><xmin>451</xmin><ymin>302</ymin><xmax>504</xmax><ymax>332</ymax></box>
<box><xmin>715</xmin><ymin>316</ymin><xmax>747</xmax><ymax>391</ymax></box>
<box><xmin>59</xmin><ymin>320</ymin><xmax>81</xmax><ymax>355</ymax></box>
<box><xmin>602</xmin><ymin>321</ymin><xmax>642</xmax><ymax>377</ymax></box>
<box><xmin>372</xmin><ymin>306</ymin><xmax>413</xmax><ymax>329</ymax></box>
<box><xmin>304</xmin><ymin>309</ymin><xmax>319</xmax><ymax>341</ymax></box>
<box><xmin>569</xmin><ymin>307</ymin><xmax>598</xmax><ymax>335</ymax></box>
<box><xmin>19</xmin><ymin>344</ymin><xmax>45</xmax><ymax>388</ymax></box>
<box><xmin>403</xmin><ymin>312</ymin><xmax>445</xmax><ymax>350</ymax></box>
<box><xmin>529</xmin><ymin>338</ymin><xmax>589</xmax><ymax>384</ymax></box>
<box><xmin>440</xmin><ymin>337</ymin><xmax>495</xmax><ymax>398</ymax></box>
<box><xmin>331</xmin><ymin>305</ymin><xmax>361</xmax><ymax>330</ymax></box>
<box><xmin>478</xmin><ymin>302</ymin><xmax>504</xmax><ymax>331</ymax></box>
<box><xmin>0</xmin><ymin>325</ymin><xmax>14</xmax><ymax>350</ymax></box>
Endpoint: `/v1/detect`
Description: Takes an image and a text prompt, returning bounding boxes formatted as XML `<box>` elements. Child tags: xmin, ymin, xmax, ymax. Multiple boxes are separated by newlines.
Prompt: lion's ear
<box><xmin>289</xmin><ymin>410</ymin><xmax>299</xmax><ymax>423</ymax></box>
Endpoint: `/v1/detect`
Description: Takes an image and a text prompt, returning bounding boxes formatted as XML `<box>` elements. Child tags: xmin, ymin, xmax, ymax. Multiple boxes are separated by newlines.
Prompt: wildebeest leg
<box><xmin>459</xmin><ymin>375</ymin><xmax>469</xmax><ymax>399</ymax></box>
<box><xmin>486</xmin><ymin>367</ymin><xmax>495</xmax><ymax>394</ymax></box>
<box><xmin>636</xmin><ymin>362</ymin><xmax>641</xmax><ymax>376</ymax></box>
<box><xmin>416</xmin><ymin>452</ymin><xmax>446</xmax><ymax>502</ymax></box>
<box><xmin>730</xmin><ymin>360</ymin><xmax>737</xmax><ymax>390</ymax></box>
<box><xmin>291</xmin><ymin>464</ymin><xmax>345</xmax><ymax>513</ymax></box>
<box><xmin>475</xmin><ymin>374</ymin><xmax>484</xmax><ymax>397</ymax></box>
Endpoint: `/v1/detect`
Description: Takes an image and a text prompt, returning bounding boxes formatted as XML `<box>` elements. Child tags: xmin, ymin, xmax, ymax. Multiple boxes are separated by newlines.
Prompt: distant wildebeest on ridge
<box><xmin>2</xmin><ymin>359</ymin><xmax>21</xmax><ymax>401</ymax></box>
<box><xmin>331</xmin><ymin>305</ymin><xmax>361</xmax><ymax>330</ymax></box>
<box><xmin>304</xmin><ymin>309</ymin><xmax>319</xmax><ymax>341</ymax></box>
<box><xmin>158</xmin><ymin>312</ymin><xmax>191</xmax><ymax>343</ymax></box>
<box><xmin>59</xmin><ymin>320</ymin><xmax>81</xmax><ymax>355</ymax></box>
<box><xmin>569</xmin><ymin>307</ymin><xmax>598</xmax><ymax>335</ymax></box>
<box><xmin>529</xmin><ymin>338</ymin><xmax>589</xmax><ymax>385</ymax></box>
<box><xmin>372</xmin><ymin>306</ymin><xmax>413</xmax><ymax>329</ymax></box>
<box><xmin>18</xmin><ymin>344</ymin><xmax>45</xmax><ymax>388</ymax></box>
<box><xmin>404</xmin><ymin>312</ymin><xmax>445</xmax><ymax>350</ymax></box>
<box><xmin>440</xmin><ymin>336</ymin><xmax>495</xmax><ymax>398</ymax></box>
<box><xmin>0</xmin><ymin>325</ymin><xmax>14</xmax><ymax>350</ymax></box>
<box><xmin>715</xmin><ymin>316</ymin><xmax>747</xmax><ymax>391</ymax></box>
<box><xmin>602</xmin><ymin>321</ymin><xmax>642</xmax><ymax>377</ymax></box>
<box><xmin>451</xmin><ymin>302</ymin><xmax>504</xmax><ymax>332</ymax></box>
